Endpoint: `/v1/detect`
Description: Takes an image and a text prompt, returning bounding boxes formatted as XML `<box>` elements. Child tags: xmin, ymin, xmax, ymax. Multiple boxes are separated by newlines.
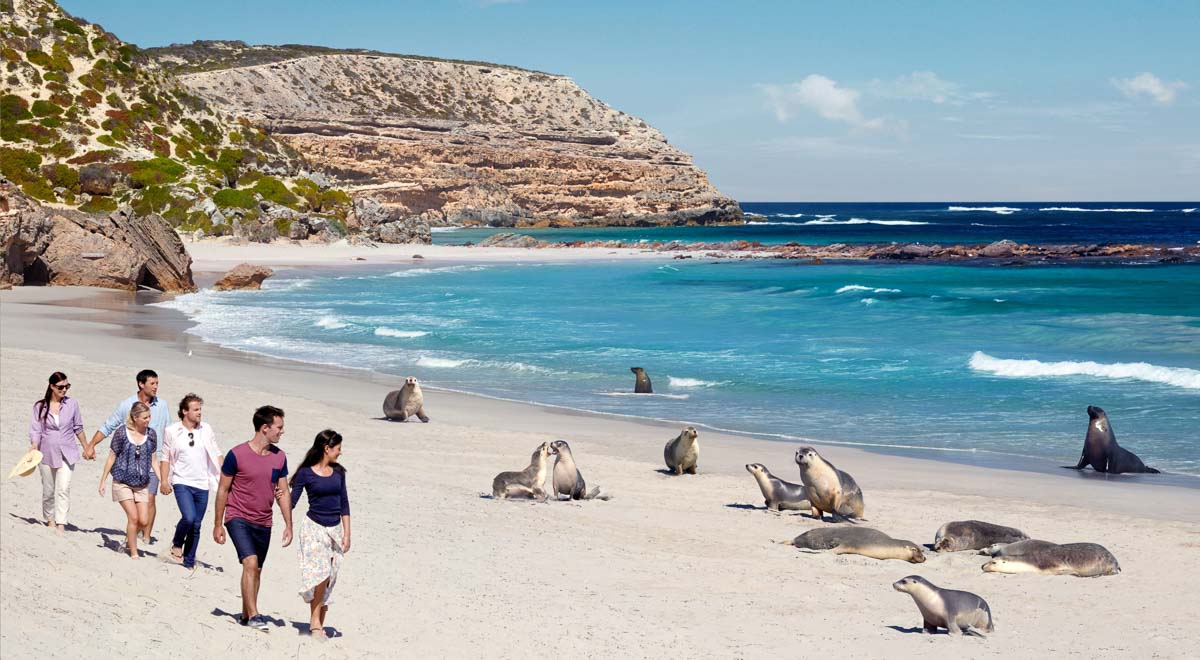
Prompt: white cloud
<box><xmin>757</xmin><ymin>75</ymin><xmax>887</xmax><ymax>130</ymax></box>
<box><xmin>1111</xmin><ymin>72</ymin><xmax>1188</xmax><ymax>105</ymax></box>
<box><xmin>869</xmin><ymin>71</ymin><xmax>992</xmax><ymax>105</ymax></box>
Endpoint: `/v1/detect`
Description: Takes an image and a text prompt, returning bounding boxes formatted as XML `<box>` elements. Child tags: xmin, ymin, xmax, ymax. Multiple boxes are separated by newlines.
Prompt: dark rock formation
<box><xmin>478</xmin><ymin>233</ymin><xmax>548</xmax><ymax>248</ymax></box>
<box><xmin>212</xmin><ymin>263</ymin><xmax>274</xmax><ymax>291</ymax></box>
<box><xmin>78</xmin><ymin>164</ymin><xmax>120</xmax><ymax>196</ymax></box>
<box><xmin>1</xmin><ymin>181</ymin><xmax>55</xmax><ymax>286</ymax></box>
<box><xmin>371</xmin><ymin>216</ymin><xmax>432</xmax><ymax>244</ymax></box>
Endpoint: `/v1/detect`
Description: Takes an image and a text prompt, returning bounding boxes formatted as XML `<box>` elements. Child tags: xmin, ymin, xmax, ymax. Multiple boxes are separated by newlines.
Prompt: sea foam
<box><xmin>1038</xmin><ymin>207</ymin><xmax>1154</xmax><ymax>213</ymax></box>
<box><xmin>836</xmin><ymin>285</ymin><xmax>901</xmax><ymax>294</ymax></box>
<box><xmin>803</xmin><ymin>218</ymin><xmax>929</xmax><ymax>226</ymax></box>
<box><xmin>667</xmin><ymin>376</ymin><xmax>727</xmax><ymax>389</ymax></box>
<box><xmin>314</xmin><ymin>316</ymin><xmax>349</xmax><ymax>330</ymax></box>
<box><xmin>948</xmin><ymin>206</ymin><xmax>1022</xmax><ymax>214</ymax></box>
<box><xmin>374</xmin><ymin>327</ymin><xmax>428</xmax><ymax>338</ymax></box>
<box><xmin>416</xmin><ymin>356</ymin><xmax>468</xmax><ymax>368</ymax></box>
<box><xmin>969</xmin><ymin>351</ymin><xmax>1200</xmax><ymax>390</ymax></box>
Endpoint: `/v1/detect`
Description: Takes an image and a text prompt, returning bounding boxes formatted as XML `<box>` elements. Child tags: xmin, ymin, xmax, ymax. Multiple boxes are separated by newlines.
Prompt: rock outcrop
<box><xmin>1</xmin><ymin>180</ymin><xmax>55</xmax><ymax>287</ymax></box>
<box><xmin>153</xmin><ymin>44</ymin><xmax>743</xmax><ymax>228</ymax></box>
<box><xmin>212</xmin><ymin>263</ymin><xmax>274</xmax><ymax>290</ymax></box>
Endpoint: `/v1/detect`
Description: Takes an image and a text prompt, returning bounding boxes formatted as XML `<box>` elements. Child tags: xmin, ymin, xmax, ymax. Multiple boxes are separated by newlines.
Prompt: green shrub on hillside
<box><xmin>1</xmin><ymin>94</ymin><xmax>31</xmax><ymax>120</ymax></box>
<box><xmin>79</xmin><ymin>196</ymin><xmax>118</xmax><ymax>213</ymax></box>
<box><xmin>53</xmin><ymin>17</ymin><xmax>86</xmax><ymax>37</ymax></box>
<box><xmin>128</xmin><ymin>157</ymin><xmax>186</xmax><ymax>187</ymax></box>
<box><xmin>213</xmin><ymin>188</ymin><xmax>258</xmax><ymax>209</ymax></box>
<box><xmin>25</xmin><ymin>49</ymin><xmax>51</xmax><ymax>68</ymax></box>
<box><xmin>253</xmin><ymin>176</ymin><xmax>299</xmax><ymax>208</ymax></box>
<box><xmin>42</xmin><ymin>163</ymin><xmax>79</xmax><ymax>192</ymax></box>
<box><xmin>30</xmin><ymin>99</ymin><xmax>63</xmax><ymax>117</ymax></box>
<box><xmin>213</xmin><ymin>148</ymin><xmax>244</xmax><ymax>185</ymax></box>
<box><xmin>0</xmin><ymin>146</ymin><xmax>41</xmax><ymax>184</ymax></box>
<box><xmin>47</xmin><ymin>140</ymin><xmax>75</xmax><ymax>158</ymax></box>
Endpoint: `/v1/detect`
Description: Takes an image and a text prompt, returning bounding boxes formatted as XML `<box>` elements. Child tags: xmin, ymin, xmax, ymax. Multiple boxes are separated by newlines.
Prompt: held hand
<box><xmin>82</xmin><ymin>445</ymin><xmax>96</xmax><ymax>461</ymax></box>
<box><xmin>213</xmin><ymin>526</ymin><xmax>226</xmax><ymax>545</ymax></box>
<box><xmin>341</xmin><ymin>534</ymin><xmax>351</xmax><ymax>553</ymax></box>
<box><xmin>281</xmin><ymin>526</ymin><xmax>293</xmax><ymax>548</ymax></box>
<box><xmin>160</xmin><ymin>483</ymin><xmax>172</xmax><ymax>496</ymax></box>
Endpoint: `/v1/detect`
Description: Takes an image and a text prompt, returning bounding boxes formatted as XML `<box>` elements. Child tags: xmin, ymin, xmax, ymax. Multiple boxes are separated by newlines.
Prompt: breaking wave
<box><xmin>968</xmin><ymin>351</ymin><xmax>1200</xmax><ymax>390</ymax></box>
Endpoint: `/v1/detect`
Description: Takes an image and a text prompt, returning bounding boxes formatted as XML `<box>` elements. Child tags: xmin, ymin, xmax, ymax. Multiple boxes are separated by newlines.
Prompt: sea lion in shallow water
<box><xmin>383</xmin><ymin>377</ymin><xmax>429</xmax><ymax>422</ymax></box>
<box><xmin>1065</xmin><ymin>405</ymin><xmax>1159</xmax><ymax>474</ymax></box>
<box><xmin>794</xmin><ymin>446</ymin><xmax>865</xmax><ymax>522</ymax></box>
<box><xmin>745</xmin><ymin>463</ymin><xmax>810</xmax><ymax>511</ymax></box>
<box><xmin>631</xmin><ymin>367</ymin><xmax>653</xmax><ymax>393</ymax></box>
<box><xmin>893</xmin><ymin>575</ymin><xmax>994</xmax><ymax>637</ymax></box>
<box><xmin>981</xmin><ymin>542</ymin><xmax>1120</xmax><ymax>577</ymax></box>
<box><xmin>934</xmin><ymin>520</ymin><xmax>1029</xmax><ymax>552</ymax></box>
<box><xmin>785</xmin><ymin>527</ymin><xmax>925</xmax><ymax>563</ymax></box>
<box><xmin>550</xmin><ymin>440</ymin><xmax>610</xmax><ymax>501</ymax></box>
<box><xmin>664</xmin><ymin>426</ymin><xmax>699</xmax><ymax>475</ymax></box>
<box><xmin>492</xmin><ymin>442</ymin><xmax>557</xmax><ymax>502</ymax></box>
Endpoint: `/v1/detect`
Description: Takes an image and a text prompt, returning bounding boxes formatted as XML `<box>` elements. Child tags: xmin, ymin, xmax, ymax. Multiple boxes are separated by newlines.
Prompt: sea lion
<box><xmin>794</xmin><ymin>446</ymin><xmax>865</xmax><ymax>522</ymax></box>
<box><xmin>492</xmin><ymin>442</ymin><xmax>557</xmax><ymax>502</ymax></box>
<box><xmin>383</xmin><ymin>377</ymin><xmax>430</xmax><ymax>422</ymax></box>
<box><xmin>631</xmin><ymin>367</ymin><xmax>653</xmax><ymax>393</ymax></box>
<box><xmin>745</xmin><ymin>463</ymin><xmax>811</xmax><ymax>511</ymax></box>
<box><xmin>1065</xmin><ymin>405</ymin><xmax>1159</xmax><ymax>474</ymax></box>
<box><xmin>550</xmin><ymin>440</ymin><xmax>610</xmax><ymax>501</ymax></box>
<box><xmin>934</xmin><ymin>520</ymin><xmax>1029</xmax><ymax>552</ymax></box>
<box><xmin>892</xmin><ymin>575</ymin><xmax>994</xmax><ymax>637</ymax></box>
<box><xmin>978</xmin><ymin>539</ymin><xmax>1059</xmax><ymax>557</ymax></box>
<box><xmin>664</xmin><ymin>426</ymin><xmax>699</xmax><ymax>475</ymax></box>
<box><xmin>981</xmin><ymin>542</ymin><xmax>1120</xmax><ymax>577</ymax></box>
<box><xmin>784</xmin><ymin>527</ymin><xmax>925</xmax><ymax>563</ymax></box>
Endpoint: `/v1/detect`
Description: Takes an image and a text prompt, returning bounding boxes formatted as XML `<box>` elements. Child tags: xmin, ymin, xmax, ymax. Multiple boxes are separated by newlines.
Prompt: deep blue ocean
<box><xmin>434</xmin><ymin>202</ymin><xmax>1200</xmax><ymax>246</ymax></box>
<box><xmin>161</xmin><ymin>202</ymin><xmax>1199</xmax><ymax>475</ymax></box>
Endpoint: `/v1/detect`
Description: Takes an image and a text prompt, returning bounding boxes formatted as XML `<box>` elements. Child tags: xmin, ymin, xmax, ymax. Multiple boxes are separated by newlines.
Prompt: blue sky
<box><xmin>59</xmin><ymin>0</ymin><xmax>1199</xmax><ymax>201</ymax></box>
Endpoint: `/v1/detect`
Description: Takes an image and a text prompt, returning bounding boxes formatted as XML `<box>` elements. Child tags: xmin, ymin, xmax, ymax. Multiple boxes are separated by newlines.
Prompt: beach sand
<box><xmin>2</xmin><ymin>245</ymin><xmax>1198</xmax><ymax>658</ymax></box>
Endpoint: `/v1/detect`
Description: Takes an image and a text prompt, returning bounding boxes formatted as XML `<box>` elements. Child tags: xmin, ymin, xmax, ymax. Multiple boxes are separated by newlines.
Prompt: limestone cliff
<box><xmin>150</xmin><ymin>43</ymin><xmax>742</xmax><ymax>227</ymax></box>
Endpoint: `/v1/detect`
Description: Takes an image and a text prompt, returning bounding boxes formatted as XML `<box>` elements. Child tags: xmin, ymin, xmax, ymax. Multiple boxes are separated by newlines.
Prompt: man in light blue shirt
<box><xmin>85</xmin><ymin>369</ymin><xmax>171</xmax><ymax>542</ymax></box>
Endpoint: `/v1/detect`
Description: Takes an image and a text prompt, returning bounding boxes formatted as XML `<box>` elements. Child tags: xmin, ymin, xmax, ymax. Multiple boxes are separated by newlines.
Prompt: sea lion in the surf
<box><xmin>550</xmin><ymin>440</ymin><xmax>611</xmax><ymax>501</ymax></box>
<box><xmin>631</xmin><ymin>367</ymin><xmax>653</xmax><ymax>394</ymax></box>
<box><xmin>981</xmin><ymin>542</ymin><xmax>1120</xmax><ymax>577</ymax></box>
<box><xmin>383</xmin><ymin>377</ymin><xmax>430</xmax><ymax>422</ymax></box>
<box><xmin>664</xmin><ymin>426</ymin><xmax>699</xmax><ymax>475</ymax></box>
<box><xmin>794</xmin><ymin>446</ymin><xmax>865</xmax><ymax>522</ymax></box>
<box><xmin>745</xmin><ymin>463</ymin><xmax>811</xmax><ymax>511</ymax></box>
<box><xmin>492</xmin><ymin>442</ymin><xmax>557</xmax><ymax>502</ymax></box>
<box><xmin>892</xmin><ymin>575</ymin><xmax>994</xmax><ymax>637</ymax></box>
<box><xmin>782</xmin><ymin>527</ymin><xmax>925</xmax><ymax>563</ymax></box>
<box><xmin>934</xmin><ymin>520</ymin><xmax>1029</xmax><ymax>553</ymax></box>
<box><xmin>1065</xmin><ymin>405</ymin><xmax>1159</xmax><ymax>474</ymax></box>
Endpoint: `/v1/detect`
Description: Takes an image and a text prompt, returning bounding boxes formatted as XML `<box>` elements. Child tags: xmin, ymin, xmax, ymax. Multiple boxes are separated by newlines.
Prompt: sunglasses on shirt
<box><xmin>188</xmin><ymin>431</ymin><xmax>195</xmax><ymax>447</ymax></box>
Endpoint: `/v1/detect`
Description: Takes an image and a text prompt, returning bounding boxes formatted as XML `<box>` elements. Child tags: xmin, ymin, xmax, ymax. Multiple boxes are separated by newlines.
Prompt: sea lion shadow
<box><xmin>887</xmin><ymin>625</ymin><xmax>948</xmax><ymax>636</ymax></box>
<box><xmin>290</xmin><ymin>621</ymin><xmax>344</xmax><ymax>638</ymax></box>
<box><xmin>724</xmin><ymin>503</ymin><xmax>763</xmax><ymax>511</ymax></box>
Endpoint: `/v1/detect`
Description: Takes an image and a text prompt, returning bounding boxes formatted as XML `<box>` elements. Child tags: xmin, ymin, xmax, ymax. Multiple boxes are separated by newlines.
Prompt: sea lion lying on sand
<box><xmin>383</xmin><ymin>377</ymin><xmax>430</xmax><ymax>422</ymax></box>
<box><xmin>492</xmin><ymin>442</ymin><xmax>557</xmax><ymax>502</ymax></box>
<box><xmin>783</xmin><ymin>527</ymin><xmax>925</xmax><ymax>563</ymax></box>
<box><xmin>893</xmin><ymin>575</ymin><xmax>994</xmax><ymax>637</ymax></box>
<box><xmin>934</xmin><ymin>520</ymin><xmax>1029</xmax><ymax>552</ymax></box>
<box><xmin>1065</xmin><ymin>405</ymin><xmax>1159</xmax><ymax>474</ymax></box>
<box><xmin>981</xmin><ymin>541</ymin><xmax>1120</xmax><ymax>577</ymax></box>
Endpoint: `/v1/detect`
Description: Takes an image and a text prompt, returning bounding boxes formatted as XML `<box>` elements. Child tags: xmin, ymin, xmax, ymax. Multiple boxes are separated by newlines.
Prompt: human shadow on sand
<box><xmin>290</xmin><ymin>621</ymin><xmax>344</xmax><ymax>638</ymax></box>
<box><xmin>211</xmin><ymin>608</ymin><xmax>288</xmax><ymax>630</ymax></box>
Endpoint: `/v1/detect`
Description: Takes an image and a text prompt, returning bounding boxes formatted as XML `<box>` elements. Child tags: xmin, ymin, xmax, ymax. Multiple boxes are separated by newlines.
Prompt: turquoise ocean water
<box><xmin>161</xmin><ymin>258</ymin><xmax>1200</xmax><ymax>476</ymax></box>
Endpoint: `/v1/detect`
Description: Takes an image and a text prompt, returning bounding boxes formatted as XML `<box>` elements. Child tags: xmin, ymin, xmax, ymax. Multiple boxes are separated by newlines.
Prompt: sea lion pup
<box><xmin>383</xmin><ymin>377</ymin><xmax>430</xmax><ymax>422</ymax></box>
<box><xmin>981</xmin><ymin>542</ymin><xmax>1120</xmax><ymax>577</ymax></box>
<box><xmin>631</xmin><ymin>367</ymin><xmax>653</xmax><ymax>393</ymax></box>
<box><xmin>664</xmin><ymin>426</ymin><xmax>699</xmax><ymax>475</ymax></box>
<box><xmin>794</xmin><ymin>446</ymin><xmax>865</xmax><ymax>522</ymax></box>
<box><xmin>492</xmin><ymin>442</ymin><xmax>557</xmax><ymax>502</ymax></box>
<box><xmin>1065</xmin><ymin>405</ymin><xmax>1159</xmax><ymax>474</ymax></box>
<box><xmin>745</xmin><ymin>463</ymin><xmax>811</xmax><ymax>511</ymax></box>
<box><xmin>934</xmin><ymin>520</ymin><xmax>1029</xmax><ymax>552</ymax></box>
<box><xmin>892</xmin><ymin>576</ymin><xmax>994</xmax><ymax>637</ymax></box>
<box><xmin>784</xmin><ymin>527</ymin><xmax>925</xmax><ymax>563</ymax></box>
<box><xmin>550</xmin><ymin>440</ymin><xmax>611</xmax><ymax>501</ymax></box>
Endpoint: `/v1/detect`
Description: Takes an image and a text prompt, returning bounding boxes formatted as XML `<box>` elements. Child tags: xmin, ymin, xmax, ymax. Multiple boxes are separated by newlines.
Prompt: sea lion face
<box><xmin>537</xmin><ymin>442</ymin><xmax>557</xmax><ymax>459</ymax></box>
<box><xmin>905</xmin><ymin>544</ymin><xmax>927</xmax><ymax>563</ymax></box>
<box><xmin>405</xmin><ymin>376</ymin><xmax>419</xmax><ymax>387</ymax></box>
<box><xmin>631</xmin><ymin>367</ymin><xmax>645</xmax><ymax>375</ymax></box>
<box><xmin>892</xmin><ymin>575</ymin><xmax>930</xmax><ymax>593</ymax></box>
<box><xmin>981</xmin><ymin>557</ymin><xmax>1028</xmax><ymax>573</ymax></box>
<box><xmin>551</xmin><ymin>440</ymin><xmax>571</xmax><ymax>455</ymax></box>
<box><xmin>683</xmin><ymin>426</ymin><xmax>698</xmax><ymax>440</ymax></box>
<box><xmin>795</xmin><ymin>447</ymin><xmax>818</xmax><ymax>468</ymax></box>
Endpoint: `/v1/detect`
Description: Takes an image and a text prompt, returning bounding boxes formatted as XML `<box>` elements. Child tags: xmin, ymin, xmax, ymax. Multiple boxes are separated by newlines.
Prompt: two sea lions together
<box><xmin>551</xmin><ymin>440</ymin><xmax>610</xmax><ymax>501</ymax></box>
<box><xmin>934</xmin><ymin>520</ymin><xmax>1028</xmax><ymax>553</ymax></box>
<box><xmin>492</xmin><ymin>442</ymin><xmax>557</xmax><ymax>502</ymax></box>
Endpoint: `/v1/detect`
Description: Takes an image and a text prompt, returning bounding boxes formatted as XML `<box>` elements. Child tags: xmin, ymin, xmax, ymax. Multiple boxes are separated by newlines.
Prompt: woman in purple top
<box><xmin>98</xmin><ymin>401</ymin><xmax>163</xmax><ymax>559</ymax></box>
<box><xmin>289</xmin><ymin>429</ymin><xmax>351</xmax><ymax>638</ymax></box>
<box><xmin>28</xmin><ymin>372</ymin><xmax>87</xmax><ymax>531</ymax></box>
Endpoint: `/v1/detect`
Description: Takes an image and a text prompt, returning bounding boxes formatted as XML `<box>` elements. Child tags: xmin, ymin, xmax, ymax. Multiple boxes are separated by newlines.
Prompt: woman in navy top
<box><xmin>289</xmin><ymin>429</ymin><xmax>351</xmax><ymax>638</ymax></box>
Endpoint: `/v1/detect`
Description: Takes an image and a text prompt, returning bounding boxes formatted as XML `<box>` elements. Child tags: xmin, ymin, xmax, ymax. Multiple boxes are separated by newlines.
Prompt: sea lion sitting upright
<box><xmin>745</xmin><ymin>463</ymin><xmax>811</xmax><ymax>511</ymax></box>
<box><xmin>785</xmin><ymin>527</ymin><xmax>925</xmax><ymax>563</ymax></box>
<box><xmin>981</xmin><ymin>541</ymin><xmax>1120</xmax><ymax>577</ymax></box>
<box><xmin>794</xmin><ymin>446</ymin><xmax>865</xmax><ymax>522</ymax></box>
<box><xmin>664</xmin><ymin>426</ymin><xmax>699</xmax><ymax>475</ymax></box>
<box><xmin>934</xmin><ymin>520</ymin><xmax>1029</xmax><ymax>553</ymax></box>
<box><xmin>1065</xmin><ymin>405</ymin><xmax>1159</xmax><ymax>474</ymax></box>
<box><xmin>550</xmin><ymin>440</ymin><xmax>611</xmax><ymax>501</ymax></box>
<box><xmin>631</xmin><ymin>367</ymin><xmax>653</xmax><ymax>394</ymax></box>
<box><xmin>383</xmin><ymin>377</ymin><xmax>430</xmax><ymax>422</ymax></box>
<box><xmin>893</xmin><ymin>576</ymin><xmax>994</xmax><ymax>637</ymax></box>
<box><xmin>492</xmin><ymin>442</ymin><xmax>557</xmax><ymax>502</ymax></box>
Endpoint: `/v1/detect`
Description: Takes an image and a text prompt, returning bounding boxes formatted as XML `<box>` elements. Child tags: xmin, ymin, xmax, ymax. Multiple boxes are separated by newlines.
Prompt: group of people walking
<box><xmin>25</xmin><ymin>370</ymin><xmax>351</xmax><ymax>637</ymax></box>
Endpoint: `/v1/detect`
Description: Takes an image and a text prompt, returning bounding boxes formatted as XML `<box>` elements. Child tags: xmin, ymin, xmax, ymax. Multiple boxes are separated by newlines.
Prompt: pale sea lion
<box><xmin>383</xmin><ymin>377</ymin><xmax>430</xmax><ymax>422</ymax></box>
<box><xmin>934</xmin><ymin>520</ymin><xmax>1029</xmax><ymax>552</ymax></box>
<box><xmin>631</xmin><ymin>367</ymin><xmax>653</xmax><ymax>393</ymax></box>
<box><xmin>1065</xmin><ymin>405</ymin><xmax>1159</xmax><ymax>474</ymax></box>
<box><xmin>664</xmin><ymin>426</ymin><xmax>699</xmax><ymax>475</ymax></box>
<box><xmin>794</xmin><ymin>446</ymin><xmax>865</xmax><ymax>522</ymax></box>
<box><xmin>745</xmin><ymin>463</ymin><xmax>811</xmax><ymax>511</ymax></box>
<box><xmin>981</xmin><ymin>542</ymin><xmax>1120</xmax><ymax>577</ymax></box>
<box><xmin>893</xmin><ymin>575</ymin><xmax>994</xmax><ymax>637</ymax></box>
<box><xmin>784</xmin><ymin>527</ymin><xmax>925</xmax><ymax>563</ymax></box>
<box><xmin>550</xmin><ymin>440</ymin><xmax>611</xmax><ymax>501</ymax></box>
<box><xmin>492</xmin><ymin>442</ymin><xmax>557</xmax><ymax>502</ymax></box>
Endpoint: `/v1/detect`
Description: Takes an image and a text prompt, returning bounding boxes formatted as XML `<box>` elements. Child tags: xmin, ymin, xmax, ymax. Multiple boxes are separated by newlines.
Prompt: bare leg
<box><xmin>309</xmin><ymin>578</ymin><xmax>329</xmax><ymax>636</ymax></box>
<box><xmin>118</xmin><ymin>499</ymin><xmax>140</xmax><ymax>558</ymax></box>
<box><xmin>145</xmin><ymin>495</ymin><xmax>156</xmax><ymax>543</ymax></box>
<box><xmin>240</xmin><ymin>556</ymin><xmax>261</xmax><ymax>620</ymax></box>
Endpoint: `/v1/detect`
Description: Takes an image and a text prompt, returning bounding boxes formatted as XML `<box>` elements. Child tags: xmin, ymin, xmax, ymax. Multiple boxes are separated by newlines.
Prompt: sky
<box><xmin>58</xmin><ymin>0</ymin><xmax>1199</xmax><ymax>201</ymax></box>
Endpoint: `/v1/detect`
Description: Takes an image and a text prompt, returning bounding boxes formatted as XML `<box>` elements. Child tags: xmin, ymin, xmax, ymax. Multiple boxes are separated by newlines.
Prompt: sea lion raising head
<box><xmin>745</xmin><ymin>463</ymin><xmax>811</xmax><ymax>511</ymax></box>
<box><xmin>383</xmin><ymin>376</ymin><xmax>430</xmax><ymax>422</ymax></box>
<box><xmin>1065</xmin><ymin>405</ymin><xmax>1159</xmax><ymax>474</ymax></box>
<box><xmin>794</xmin><ymin>446</ymin><xmax>865</xmax><ymax>522</ymax></box>
<box><xmin>893</xmin><ymin>576</ymin><xmax>994</xmax><ymax>637</ymax></box>
<box><xmin>492</xmin><ymin>442</ymin><xmax>557</xmax><ymax>502</ymax></box>
<box><xmin>630</xmin><ymin>367</ymin><xmax>653</xmax><ymax>394</ymax></box>
<box><xmin>664</xmin><ymin>426</ymin><xmax>699</xmax><ymax>475</ymax></box>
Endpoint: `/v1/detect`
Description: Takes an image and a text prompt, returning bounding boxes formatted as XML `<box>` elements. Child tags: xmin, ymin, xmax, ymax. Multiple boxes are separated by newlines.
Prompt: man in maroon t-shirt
<box><xmin>213</xmin><ymin>405</ymin><xmax>293</xmax><ymax>631</ymax></box>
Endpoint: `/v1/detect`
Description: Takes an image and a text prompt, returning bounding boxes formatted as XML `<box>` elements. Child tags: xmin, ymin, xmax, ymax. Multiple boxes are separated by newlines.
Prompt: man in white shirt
<box><xmin>160</xmin><ymin>393</ymin><xmax>222</xmax><ymax>572</ymax></box>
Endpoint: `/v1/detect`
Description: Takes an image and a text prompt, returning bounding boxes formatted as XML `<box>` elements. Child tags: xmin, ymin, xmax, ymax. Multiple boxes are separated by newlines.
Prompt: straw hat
<box><xmin>8</xmin><ymin>449</ymin><xmax>42</xmax><ymax>479</ymax></box>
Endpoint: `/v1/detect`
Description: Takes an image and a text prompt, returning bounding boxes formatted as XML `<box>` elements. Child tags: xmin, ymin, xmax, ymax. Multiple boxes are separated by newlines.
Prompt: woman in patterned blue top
<box><xmin>98</xmin><ymin>402</ymin><xmax>163</xmax><ymax>559</ymax></box>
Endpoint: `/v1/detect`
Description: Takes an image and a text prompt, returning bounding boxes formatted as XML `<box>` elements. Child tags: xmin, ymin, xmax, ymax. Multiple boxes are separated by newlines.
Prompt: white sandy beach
<box><xmin>2</xmin><ymin>245</ymin><xmax>1199</xmax><ymax>659</ymax></box>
